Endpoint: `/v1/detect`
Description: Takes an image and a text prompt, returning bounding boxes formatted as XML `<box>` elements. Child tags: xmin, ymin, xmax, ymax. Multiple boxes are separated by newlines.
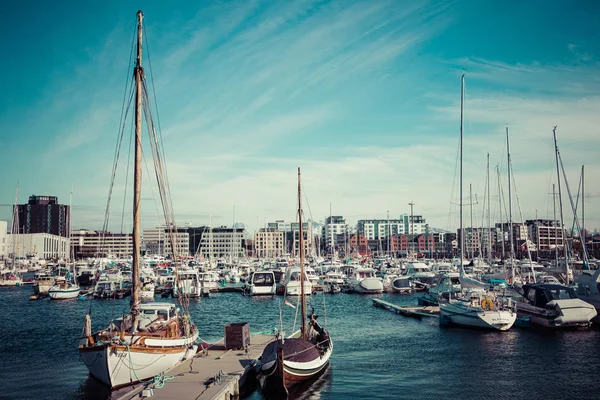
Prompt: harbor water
<box><xmin>1</xmin><ymin>286</ymin><xmax>600</xmax><ymax>399</ymax></box>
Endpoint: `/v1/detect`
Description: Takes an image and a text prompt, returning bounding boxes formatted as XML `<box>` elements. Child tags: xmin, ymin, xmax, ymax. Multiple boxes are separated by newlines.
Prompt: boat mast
<box><xmin>298</xmin><ymin>168</ymin><xmax>307</xmax><ymax>339</ymax></box>
<box><xmin>506</xmin><ymin>127</ymin><xmax>515</xmax><ymax>281</ymax></box>
<box><xmin>459</xmin><ymin>74</ymin><xmax>464</xmax><ymax>273</ymax></box>
<box><xmin>581</xmin><ymin>165</ymin><xmax>586</xmax><ymax>266</ymax></box>
<box><xmin>131</xmin><ymin>10</ymin><xmax>144</xmax><ymax>326</ymax></box>
<box><xmin>553</xmin><ymin>127</ymin><xmax>569</xmax><ymax>284</ymax></box>
<box><xmin>497</xmin><ymin>166</ymin><xmax>505</xmax><ymax>260</ymax></box>
<box><xmin>553</xmin><ymin>183</ymin><xmax>558</xmax><ymax>266</ymax></box>
<box><xmin>469</xmin><ymin>183</ymin><xmax>473</xmax><ymax>260</ymax></box>
<box><xmin>486</xmin><ymin>154</ymin><xmax>491</xmax><ymax>264</ymax></box>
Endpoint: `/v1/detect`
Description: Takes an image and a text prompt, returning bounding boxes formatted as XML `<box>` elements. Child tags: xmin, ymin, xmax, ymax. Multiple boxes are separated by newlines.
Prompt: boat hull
<box><xmin>49</xmin><ymin>287</ymin><xmax>80</xmax><ymax>300</ymax></box>
<box><xmin>79</xmin><ymin>332</ymin><xmax>198</xmax><ymax>388</ymax></box>
<box><xmin>353</xmin><ymin>278</ymin><xmax>383</xmax><ymax>294</ymax></box>
<box><xmin>440</xmin><ymin>303</ymin><xmax>516</xmax><ymax>331</ymax></box>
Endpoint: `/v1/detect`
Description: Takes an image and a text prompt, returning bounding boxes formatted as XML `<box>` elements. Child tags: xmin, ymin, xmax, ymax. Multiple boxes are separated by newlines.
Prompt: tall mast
<box><xmin>553</xmin><ymin>183</ymin><xmax>558</xmax><ymax>266</ymax></box>
<box><xmin>459</xmin><ymin>74</ymin><xmax>464</xmax><ymax>272</ymax></box>
<box><xmin>553</xmin><ymin>127</ymin><xmax>569</xmax><ymax>284</ymax></box>
<box><xmin>298</xmin><ymin>168</ymin><xmax>306</xmax><ymax>339</ymax></box>
<box><xmin>131</xmin><ymin>10</ymin><xmax>144</xmax><ymax>324</ymax></box>
<box><xmin>581</xmin><ymin>165</ymin><xmax>586</xmax><ymax>265</ymax></box>
<box><xmin>497</xmin><ymin>166</ymin><xmax>504</xmax><ymax>260</ymax></box>
<box><xmin>469</xmin><ymin>183</ymin><xmax>473</xmax><ymax>260</ymax></box>
<box><xmin>486</xmin><ymin>154</ymin><xmax>491</xmax><ymax>263</ymax></box>
<box><xmin>506</xmin><ymin>127</ymin><xmax>514</xmax><ymax>281</ymax></box>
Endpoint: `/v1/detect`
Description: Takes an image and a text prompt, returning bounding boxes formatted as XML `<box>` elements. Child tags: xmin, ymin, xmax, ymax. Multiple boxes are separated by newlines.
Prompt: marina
<box><xmin>2</xmin><ymin>286</ymin><xmax>600</xmax><ymax>399</ymax></box>
<box><xmin>1</xmin><ymin>2</ymin><xmax>600</xmax><ymax>400</ymax></box>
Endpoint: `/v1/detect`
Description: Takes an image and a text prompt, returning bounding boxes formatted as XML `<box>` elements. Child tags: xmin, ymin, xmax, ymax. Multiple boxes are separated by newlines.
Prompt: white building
<box><xmin>143</xmin><ymin>226</ymin><xmax>190</xmax><ymax>257</ymax></box>
<box><xmin>254</xmin><ymin>230</ymin><xmax>285</xmax><ymax>258</ymax></box>
<box><xmin>7</xmin><ymin>233</ymin><xmax>70</xmax><ymax>260</ymax></box>
<box><xmin>322</xmin><ymin>216</ymin><xmax>347</xmax><ymax>254</ymax></box>
<box><xmin>71</xmin><ymin>229</ymin><xmax>133</xmax><ymax>258</ymax></box>
<box><xmin>197</xmin><ymin>227</ymin><xmax>244</xmax><ymax>259</ymax></box>
<box><xmin>0</xmin><ymin>221</ymin><xmax>7</xmax><ymax>258</ymax></box>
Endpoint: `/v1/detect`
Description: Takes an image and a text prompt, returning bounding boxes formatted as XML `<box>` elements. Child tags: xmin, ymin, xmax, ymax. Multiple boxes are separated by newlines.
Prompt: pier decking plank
<box><xmin>119</xmin><ymin>333</ymin><xmax>276</xmax><ymax>400</ymax></box>
<box><xmin>373</xmin><ymin>298</ymin><xmax>440</xmax><ymax>318</ymax></box>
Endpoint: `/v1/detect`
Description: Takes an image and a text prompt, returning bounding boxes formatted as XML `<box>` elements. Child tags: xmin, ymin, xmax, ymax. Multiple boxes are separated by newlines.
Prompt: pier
<box><xmin>372</xmin><ymin>298</ymin><xmax>440</xmax><ymax>319</ymax></box>
<box><xmin>116</xmin><ymin>333</ymin><xmax>276</xmax><ymax>400</ymax></box>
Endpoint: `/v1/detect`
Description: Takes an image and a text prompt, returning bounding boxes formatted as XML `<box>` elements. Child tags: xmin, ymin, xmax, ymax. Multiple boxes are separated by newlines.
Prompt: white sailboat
<box><xmin>78</xmin><ymin>11</ymin><xmax>198</xmax><ymax>389</ymax></box>
<box><xmin>439</xmin><ymin>74</ymin><xmax>516</xmax><ymax>331</ymax></box>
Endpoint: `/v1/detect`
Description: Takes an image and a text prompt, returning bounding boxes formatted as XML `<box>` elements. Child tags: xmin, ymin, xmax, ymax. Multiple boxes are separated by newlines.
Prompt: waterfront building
<box><xmin>357</xmin><ymin>219</ymin><xmax>405</xmax><ymax>240</ymax></box>
<box><xmin>457</xmin><ymin>227</ymin><xmax>496</xmax><ymax>259</ymax></box>
<box><xmin>291</xmin><ymin>222</ymin><xmax>313</xmax><ymax>256</ymax></box>
<box><xmin>71</xmin><ymin>229</ymin><xmax>133</xmax><ymax>259</ymax></box>
<box><xmin>143</xmin><ymin>226</ymin><xmax>190</xmax><ymax>257</ymax></box>
<box><xmin>254</xmin><ymin>228</ymin><xmax>285</xmax><ymax>258</ymax></box>
<box><xmin>0</xmin><ymin>221</ymin><xmax>7</xmax><ymax>258</ymax></box>
<box><xmin>322</xmin><ymin>216</ymin><xmax>348</xmax><ymax>255</ymax></box>
<box><xmin>7</xmin><ymin>233</ymin><xmax>70</xmax><ymax>260</ymax></box>
<box><xmin>196</xmin><ymin>227</ymin><xmax>244</xmax><ymax>260</ymax></box>
<box><xmin>16</xmin><ymin>195</ymin><xmax>70</xmax><ymax>238</ymax></box>
<box><xmin>525</xmin><ymin>219</ymin><xmax>564</xmax><ymax>251</ymax></box>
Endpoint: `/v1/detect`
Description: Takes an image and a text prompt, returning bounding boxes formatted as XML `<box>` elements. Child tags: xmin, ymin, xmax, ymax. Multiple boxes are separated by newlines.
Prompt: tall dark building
<box><xmin>16</xmin><ymin>195</ymin><xmax>70</xmax><ymax>237</ymax></box>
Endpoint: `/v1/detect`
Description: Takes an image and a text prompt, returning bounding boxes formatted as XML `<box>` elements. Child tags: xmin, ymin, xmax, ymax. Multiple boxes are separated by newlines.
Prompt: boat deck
<box><xmin>373</xmin><ymin>298</ymin><xmax>440</xmax><ymax>318</ymax></box>
<box><xmin>117</xmin><ymin>333</ymin><xmax>276</xmax><ymax>400</ymax></box>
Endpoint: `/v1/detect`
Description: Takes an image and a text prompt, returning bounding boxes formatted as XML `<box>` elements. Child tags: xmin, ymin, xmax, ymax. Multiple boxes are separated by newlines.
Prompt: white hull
<box><xmin>49</xmin><ymin>287</ymin><xmax>80</xmax><ymax>300</ymax></box>
<box><xmin>353</xmin><ymin>278</ymin><xmax>383</xmax><ymax>294</ymax></box>
<box><xmin>0</xmin><ymin>279</ymin><xmax>22</xmax><ymax>287</ymax></box>
<box><xmin>285</xmin><ymin>281</ymin><xmax>313</xmax><ymax>296</ymax></box>
<box><xmin>79</xmin><ymin>330</ymin><xmax>198</xmax><ymax>388</ymax></box>
<box><xmin>247</xmin><ymin>285</ymin><xmax>276</xmax><ymax>296</ymax></box>
<box><xmin>440</xmin><ymin>303</ymin><xmax>516</xmax><ymax>331</ymax></box>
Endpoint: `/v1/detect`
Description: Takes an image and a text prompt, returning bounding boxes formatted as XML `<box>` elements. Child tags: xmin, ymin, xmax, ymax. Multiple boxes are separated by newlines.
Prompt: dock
<box><xmin>372</xmin><ymin>298</ymin><xmax>440</xmax><ymax>319</ymax></box>
<box><xmin>117</xmin><ymin>333</ymin><xmax>276</xmax><ymax>400</ymax></box>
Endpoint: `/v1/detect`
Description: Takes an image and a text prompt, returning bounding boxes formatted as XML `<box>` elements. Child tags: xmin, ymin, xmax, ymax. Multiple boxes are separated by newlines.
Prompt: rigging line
<box><xmin>141</xmin><ymin>39</ymin><xmax>176</xmax><ymax>228</ymax></box>
<box><xmin>103</xmin><ymin>21</ymin><xmax>137</xmax><ymax>230</ymax></box>
<box><xmin>120</xmin><ymin>114</ymin><xmax>135</xmax><ymax>234</ymax></box>
<box><xmin>447</xmin><ymin>131</ymin><xmax>461</xmax><ymax>232</ymax></box>
<box><xmin>102</xmin><ymin>83</ymin><xmax>136</xmax><ymax>251</ymax></box>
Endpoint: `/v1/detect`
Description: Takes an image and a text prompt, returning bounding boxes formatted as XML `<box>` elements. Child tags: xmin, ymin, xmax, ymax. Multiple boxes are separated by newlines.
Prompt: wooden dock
<box><xmin>117</xmin><ymin>333</ymin><xmax>276</xmax><ymax>400</ymax></box>
<box><xmin>372</xmin><ymin>298</ymin><xmax>440</xmax><ymax>319</ymax></box>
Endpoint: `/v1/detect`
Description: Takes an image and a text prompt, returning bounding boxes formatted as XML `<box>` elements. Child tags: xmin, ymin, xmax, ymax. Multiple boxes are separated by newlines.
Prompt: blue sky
<box><xmin>1</xmin><ymin>0</ymin><xmax>599</xmax><ymax>233</ymax></box>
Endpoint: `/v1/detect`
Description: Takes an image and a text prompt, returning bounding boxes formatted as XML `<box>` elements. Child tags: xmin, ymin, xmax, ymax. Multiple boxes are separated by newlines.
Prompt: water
<box><xmin>2</xmin><ymin>286</ymin><xmax>600</xmax><ymax>399</ymax></box>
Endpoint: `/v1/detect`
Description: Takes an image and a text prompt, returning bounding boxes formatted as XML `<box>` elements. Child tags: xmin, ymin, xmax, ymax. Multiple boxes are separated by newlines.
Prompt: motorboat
<box><xmin>418</xmin><ymin>272</ymin><xmax>461</xmax><ymax>306</ymax></box>
<box><xmin>404</xmin><ymin>262</ymin><xmax>436</xmax><ymax>288</ymax></box>
<box><xmin>244</xmin><ymin>271</ymin><xmax>276</xmax><ymax>296</ymax></box>
<box><xmin>390</xmin><ymin>276</ymin><xmax>412</xmax><ymax>294</ymax></box>
<box><xmin>279</xmin><ymin>267</ymin><xmax>312</xmax><ymax>296</ymax></box>
<box><xmin>516</xmin><ymin>284</ymin><xmax>597</xmax><ymax>328</ymax></box>
<box><xmin>176</xmin><ymin>269</ymin><xmax>202</xmax><ymax>298</ymax></box>
<box><xmin>198</xmin><ymin>271</ymin><xmax>220</xmax><ymax>292</ymax></box>
<box><xmin>571</xmin><ymin>266</ymin><xmax>600</xmax><ymax>321</ymax></box>
<box><xmin>348</xmin><ymin>267</ymin><xmax>383</xmax><ymax>294</ymax></box>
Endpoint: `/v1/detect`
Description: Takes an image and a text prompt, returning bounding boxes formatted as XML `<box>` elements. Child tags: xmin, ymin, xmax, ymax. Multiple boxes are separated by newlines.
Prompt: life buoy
<box><xmin>481</xmin><ymin>299</ymin><xmax>493</xmax><ymax>311</ymax></box>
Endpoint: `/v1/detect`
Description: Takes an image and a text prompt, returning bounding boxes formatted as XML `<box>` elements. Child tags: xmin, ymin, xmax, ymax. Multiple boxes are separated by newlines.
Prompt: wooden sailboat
<box><xmin>78</xmin><ymin>11</ymin><xmax>198</xmax><ymax>388</ymax></box>
<box><xmin>259</xmin><ymin>168</ymin><xmax>333</xmax><ymax>398</ymax></box>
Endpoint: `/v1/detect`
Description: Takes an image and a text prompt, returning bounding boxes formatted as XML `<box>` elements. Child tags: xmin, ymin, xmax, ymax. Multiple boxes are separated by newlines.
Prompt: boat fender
<box><xmin>481</xmin><ymin>299</ymin><xmax>493</xmax><ymax>311</ymax></box>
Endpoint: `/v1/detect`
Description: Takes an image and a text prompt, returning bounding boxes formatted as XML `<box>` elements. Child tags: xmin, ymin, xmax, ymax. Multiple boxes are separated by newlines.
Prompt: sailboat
<box><xmin>439</xmin><ymin>74</ymin><xmax>516</xmax><ymax>331</ymax></box>
<box><xmin>78</xmin><ymin>11</ymin><xmax>198</xmax><ymax>388</ymax></box>
<box><xmin>259</xmin><ymin>168</ymin><xmax>333</xmax><ymax>398</ymax></box>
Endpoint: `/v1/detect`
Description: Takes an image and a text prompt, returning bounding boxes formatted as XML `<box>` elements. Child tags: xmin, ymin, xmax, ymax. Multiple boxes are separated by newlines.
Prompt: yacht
<box><xmin>33</xmin><ymin>272</ymin><xmax>55</xmax><ymax>295</ymax></box>
<box><xmin>404</xmin><ymin>262</ymin><xmax>436</xmax><ymax>290</ymax></box>
<box><xmin>177</xmin><ymin>269</ymin><xmax>202</xmax><ymax>298</ymax></box>
<box><xmin>49</xmin><ymin>280</ymin><xmax>80</xmax><ymax>300</ymax></box>
<box><xmin>348</xmin><ymin>267</ymin><xmax>383</xmax><ymax>294</ymax></box>
<box><xmin>244</xmin><ymin>271</ymin><xmax>276</xmax><ymax>296</ymax></box>
<box><xmin>418</xmin><ymin>272</ymin><xmax>461</xmax><ymax>306</ymax></box>
<box><xmin>516</xmin><ymin>284</ymin><xmax>597</xmax><ymax>328</ymax></box>
<box><xmin>279</xmin><ymin>267</ymin><xmax>312</xmax><ymax>296</ymax></box>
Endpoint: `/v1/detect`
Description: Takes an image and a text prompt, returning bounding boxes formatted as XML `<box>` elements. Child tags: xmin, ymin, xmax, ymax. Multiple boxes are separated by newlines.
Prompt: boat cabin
<box><xmin>250</xmin><ymin>271</ymin><xmax>275</xmax><ymax>286</ymax></box>
<box><xmin>522</xmin><ymin>284</ymin><xmax>578</xmax><ymax>308</ymax></box>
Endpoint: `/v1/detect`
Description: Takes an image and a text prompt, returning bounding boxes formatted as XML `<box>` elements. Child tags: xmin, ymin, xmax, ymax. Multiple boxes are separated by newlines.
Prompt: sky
<box><xmin>0</xmin><ymin>0</ymin><xmax>599</xmax><ymax>235</ymax></box>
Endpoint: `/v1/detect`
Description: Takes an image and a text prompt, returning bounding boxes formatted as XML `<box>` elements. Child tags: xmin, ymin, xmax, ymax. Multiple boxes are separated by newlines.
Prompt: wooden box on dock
<box><xmin>224</xmin><ymin>322</ymin><xmax>250</xmax><ymax>350</ymax></box>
